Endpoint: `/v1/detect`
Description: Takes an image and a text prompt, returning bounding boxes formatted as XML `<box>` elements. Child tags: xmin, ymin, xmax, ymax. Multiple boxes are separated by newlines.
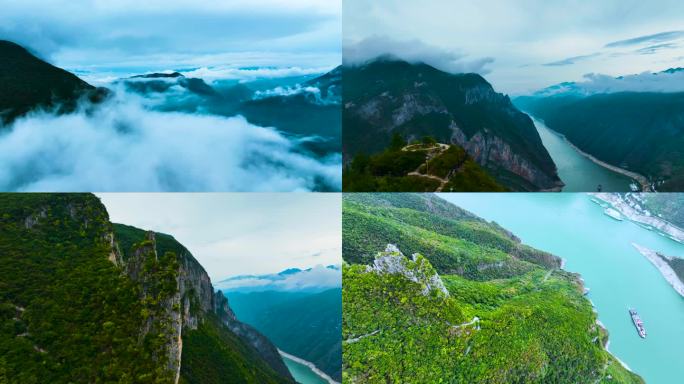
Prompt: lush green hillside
<box><xmin>343</xmin><ymin>136</ymin><xmax>507</xmax><ymax>192</ymax></box>
<box><xmin>342</xmin><ymin>59</ymin><xmax>562</xmax><ymax>191</ymax></box>
<box><xmin>0</xmin><ymin>194</ymin><xmax>293</xmax><ymax>384</ymax></box>
<box><xmin>227</xmin><ymin>289</ymin><xmax>343</xmax><ymax>381</ymax></box>
<box><xmin>515</xmin><ymin>92</ymin><xmax>684</xmax><ymax>191</ymax></box>
<box><xmin>0</xmin><ymin>40</ymin><xmax>108</xmax><ymax>125</ymax></box>
<box><xmin>342</xmin><ymin>193</ymin><xmax>644</xmax><ymax>383</ymax></box>
<box><xmin>343</xmin><ymin>193</ymin><xmax>560</xmax><ymax>279</ymax></box>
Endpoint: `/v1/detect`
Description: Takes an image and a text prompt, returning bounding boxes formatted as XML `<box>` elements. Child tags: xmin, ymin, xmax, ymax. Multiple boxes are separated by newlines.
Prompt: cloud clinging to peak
<box><xmin>343</xmin><ymin>36</ymin><xmax>494</xmax><ymax>75</ymax></box>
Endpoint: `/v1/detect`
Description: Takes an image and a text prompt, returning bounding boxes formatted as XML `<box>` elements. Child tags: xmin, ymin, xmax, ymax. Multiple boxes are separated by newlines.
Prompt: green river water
<box><xmin>283</xmin><ymin>356</ymin><xmax>329</xmax><ymax>384</ymax></box>
<box><xmin>441</xmin><ymin>193</ymin><xmax>684</xmax><ymax>384</ymax></box>
<box><xmin>534</xmin><ymin>120</ymin><xmax>634</xmax><ymax>192</ymax></box>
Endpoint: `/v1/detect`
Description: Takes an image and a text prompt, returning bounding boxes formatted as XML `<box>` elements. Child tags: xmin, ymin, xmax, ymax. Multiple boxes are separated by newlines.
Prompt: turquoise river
<box><xmin>534</xmin><ymin>120</ymin><xmax>634</xmax><ymax>192</ymax></box>
<box><xmin>283</xmin><ymin>356</ymin><xmax>329</xmax><ymax>384</ymax></box>
<box><xmin>441</xmin><ymin>193</ymin><xmax>684</xmax><ymax>384</ymax></box>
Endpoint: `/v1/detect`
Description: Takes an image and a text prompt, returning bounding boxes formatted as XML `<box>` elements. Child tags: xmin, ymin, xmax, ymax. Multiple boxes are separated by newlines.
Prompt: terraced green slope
<box><xmin>342</xmin><ymin>193</ymin><xmax>644</xmax><ymax>384</ymax></box>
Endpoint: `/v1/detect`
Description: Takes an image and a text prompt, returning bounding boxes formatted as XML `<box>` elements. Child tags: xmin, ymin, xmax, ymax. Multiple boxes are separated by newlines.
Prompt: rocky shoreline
<box><xmin>631</xmin><ymin>243</ymin><xmax>684</xmax><ymax>298</ymax></box>
<box><xmin>541</xmin><ymin>126</ymin><xmax>650</xmax><ymax>190</ymax></box>
<box><xmin>280</xmin><ymin>350</ymin><xmax>340</xmax><ymax>384</ymax></box>
<box><xmin>591</xmin><ymin>193</ymin><xmax>684</xmax><ymax>243</ymax></box>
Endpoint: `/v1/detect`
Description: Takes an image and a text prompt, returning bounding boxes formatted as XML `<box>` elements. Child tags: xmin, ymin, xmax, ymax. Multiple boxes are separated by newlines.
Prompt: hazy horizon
<box><xmin>97</xmin><ymin>193</ymin><xmax>342</xmax><ymax>281</ymax></box>
<box><xmin>344</xmin><ymin>0</ymin><xmax>684</xmax><ymax>94</ymax></box>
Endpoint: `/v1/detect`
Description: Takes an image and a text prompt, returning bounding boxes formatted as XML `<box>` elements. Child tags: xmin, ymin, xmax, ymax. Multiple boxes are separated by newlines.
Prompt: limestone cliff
<box><xmin>112</xmin><ymin>223</ymin><xmax>295</xmax><ymax>383</ymax></box>
<box><xmin>343</xmin><ymin>59</ymin><xmax>563</xmax><ymax>191</ymax></box>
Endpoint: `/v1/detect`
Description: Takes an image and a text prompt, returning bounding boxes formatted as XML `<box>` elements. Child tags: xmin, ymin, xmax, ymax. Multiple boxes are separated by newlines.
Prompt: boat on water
<box><xmin>591</xmin><ymin>198</ymin><xmax>601</xmax><ymax>205</ymax></box>
<box><xmin>629</xmin><ymin>308</ymin><xmax>647</xmax><ymax>338</ymax></box>
<box><xmin>637</xmin><ymin>223</ymin><xmax>653</xmax><ymax>231</ymax></box>
<box><xmin>604</xmin><ymin>208</ymin><xmax>623</xmax><ymax>221</ymax></box>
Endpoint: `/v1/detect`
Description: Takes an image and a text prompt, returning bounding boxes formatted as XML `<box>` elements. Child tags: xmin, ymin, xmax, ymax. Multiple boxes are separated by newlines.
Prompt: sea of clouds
<box><xmin>0</xmin><ymin>89</ymin><xmax>341</xmax><ymax>192</ymax></box>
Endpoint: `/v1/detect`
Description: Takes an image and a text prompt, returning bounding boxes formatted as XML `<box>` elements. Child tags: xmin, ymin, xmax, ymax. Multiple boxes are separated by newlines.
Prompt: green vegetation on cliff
<box><xmin>0</xmin><ymin>194</ymin><xmax>293</xmax><ymax>384</ymax></box>
<box><xmin>227</xmin><ymin>289</ymin><xmax>343</xmax><ymax>381</ymax></box>
<box><xmin>342</xmin><ymin>59</ymin><xmax>561</xmax><ymax>191</ymax></box>
<box><xmin>343</xmin><ymin>136</ymin><xmax>506</xmax><ymax>192</ymax></box>
<box><xmin>0</xmin><ymin>194</ymin><xmax>170</xmax><ymax>383</ymax></box>
<box><xmin>342</xmin><ymin>193</ymin><xmax>644</xmax><ymax>384</ymax></box>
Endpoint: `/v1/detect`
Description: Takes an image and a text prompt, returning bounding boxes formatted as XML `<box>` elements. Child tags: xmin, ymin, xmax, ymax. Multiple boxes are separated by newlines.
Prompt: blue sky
<box><xmin>0</xmin><ymin>0</ymin><xmax>340</xmax><ymax>79</ymax></box>
<box><xmin>97</xmin><ymin>193</ymin><xmax>341</xmax><ymax>281</ymax></box>
<box><xmin>344</xmin><ymin>0</ymin><xmax>684</xmax><ymax>94</ymax></box>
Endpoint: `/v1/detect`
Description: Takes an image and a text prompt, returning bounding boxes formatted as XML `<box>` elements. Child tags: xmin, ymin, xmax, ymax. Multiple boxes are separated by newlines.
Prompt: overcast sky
<box><xmin>97</xmin><ymin>193</ymin><xmax>341</xmax><ymax>281</ymax></box>
<box><xmin>344</xmin><ymin>0</ymin><xmax>684</xmax><ymax>94</ymax></box>
<box><xmin>0</xmin><ymin>0</ymin><xmax>340</xmax><ymax>76</ymax></box>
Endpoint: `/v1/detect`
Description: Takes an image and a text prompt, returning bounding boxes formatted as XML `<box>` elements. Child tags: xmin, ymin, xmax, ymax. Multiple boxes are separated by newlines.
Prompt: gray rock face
<box><xmin>368</xmin><ymin>244</ymin><xmax>449</xmax><ymax>297</ymax></box>
<box><xmin>450</xmin><ymin>123</ymin><xmax>563</xmax><ymax>191</ymax></box>
<box><xmin>343</xmin><ymin>60</ymin><xmax>562</xmax><ymax>190</ymax></box>
<box><xmin>112</xmin><ymin>230</ymin><xmax>293</xmax><ymax>382</ymax></box>
<box><xmin>119</xmin><ymin>231</ymin><xmax>183</xmax><ymax>383</ymax></box>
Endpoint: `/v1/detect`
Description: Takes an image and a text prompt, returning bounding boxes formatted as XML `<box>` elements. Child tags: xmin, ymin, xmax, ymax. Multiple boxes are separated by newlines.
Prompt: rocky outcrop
<box><xmin>450</xmin><ymin>123</ymin><xmax>563</xmax><ymax>190</ymax></box>
<box><xmin>112</xmin><ymin>227</ymin><xmax>294</xmax><ymax>382</ymax></box>
<box><xmin>342</xmin><ymin>59</ymin><xmax>562</xmax><ymax>191</ymax></box>
<box><xmin>368</xmin><ymin>244</ymin><xmax>449</xmax><ymax>297</ymax></box>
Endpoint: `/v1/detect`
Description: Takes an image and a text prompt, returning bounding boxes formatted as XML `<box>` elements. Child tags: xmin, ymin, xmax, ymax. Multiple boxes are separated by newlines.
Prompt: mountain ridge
<box><xmin>0</xmin><ymin>194</ymin><xmax>294</xmax><ymax>383</ymax></box>
<box><xmin>342</xmin><ymin>58</ymin><xmax>562</xmax><ymax>191</ymax></box>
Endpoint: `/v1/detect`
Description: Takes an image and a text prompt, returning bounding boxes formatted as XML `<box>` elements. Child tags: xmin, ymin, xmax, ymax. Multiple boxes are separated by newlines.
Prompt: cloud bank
<box><xmin>534</xmin><ymin>69</ymin><xmax>684</xmax><ymax>96</ymax></box>
<box><xmin>343</xmin><ymin>36</ymin><xmax>494</xmax><ymax>74</ymax></box>
<box><xmin>216</xmin><ymin>265</ymin><xmax>342</xmax><ymax>292</ymax></box>
<box><xmin>0</xmin><ymin>0</ymin><xmax>341</xmax><ymax>73</ymax></box>
<box><xmin>0</xmin><ymin>90</ymin><xmax>341</xmax><ymax>191</ymax></box>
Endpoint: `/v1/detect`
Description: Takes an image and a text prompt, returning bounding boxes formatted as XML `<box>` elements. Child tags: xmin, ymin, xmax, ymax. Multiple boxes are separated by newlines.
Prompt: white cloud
<box><xmin>0</xmin><ymin>0</ymin><xmax>341</xmax><ymax>72</ymax></box>
<box><xmin>343</xmin><ymin>36</ymin><xmax>494</xmax><ymax>74</ymax></box>
<box><xmin>216</xmin><ymin>265</ymin><xmax>342</xmax><ymax>291</ymax></box>
<box><xmin>182</xmin><ymin>66</ymin><xmax>334</xmax><ymax>82</ymax></box>
<box><xmin>0</xmin><ymin>89</ymin><xmax>341</xmax><ymax>192</ymax></box>
<box><xmin>343</xmin><ymin>0</ymin><xmax>684</xmax><ymax>93</ymax></box>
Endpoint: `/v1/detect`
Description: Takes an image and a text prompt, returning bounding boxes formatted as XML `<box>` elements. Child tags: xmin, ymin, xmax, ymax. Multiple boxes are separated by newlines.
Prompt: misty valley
<box><xmin>0</xmin><ymin>40</ymin><xmax>341</xmax><ymax>192</ymax></box>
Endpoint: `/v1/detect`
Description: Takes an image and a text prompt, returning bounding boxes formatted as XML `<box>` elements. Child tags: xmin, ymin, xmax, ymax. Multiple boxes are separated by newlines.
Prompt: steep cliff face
<box><xmin>113</xmin><ymin>224</ymin><xmax>295</xmax><ymax>383</ymax></box>
<box><xmin>343</xmin><ymin>59</ymin><xmax>562</xmax><ymax>191</ymax></box>
<box><xmin>0</xmin><ymin>194</ymin><xmax>293</xmax><ymax>384</ymax></box>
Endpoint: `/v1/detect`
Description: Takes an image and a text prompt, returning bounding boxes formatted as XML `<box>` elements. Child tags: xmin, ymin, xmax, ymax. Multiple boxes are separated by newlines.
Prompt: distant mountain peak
<box><xmin>130</xmin><ymin>71</ymin><xmax>184</xmax><ymax>79</ymax></box>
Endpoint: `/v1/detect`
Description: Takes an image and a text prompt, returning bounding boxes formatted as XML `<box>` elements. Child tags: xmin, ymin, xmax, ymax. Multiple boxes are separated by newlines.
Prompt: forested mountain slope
<box><xmin>343</xmin><ymin>59</ymin><xmax>562</xmax><ymax>191</ymax></box>
<box><xmin>0</xmin><ymin>194</ymin><xmax>293</xmax><ymax>384</ymax></box>
<box><xmin>227</xmin><ymin>289</ymin><xmax>343</xmax><ymax>381</ymax></box>
<box><xmin>342</xmin><ymin>193</ymin><xmax>643</xmax><ymax>384</ymax></box>
<box><xmin>0</xmin><ymin>40</ymin><xmax>108</xmax><ymax>125</ymax></box>
<box><xmin>516</xmin><ymin>91</ymin><xmax>684</xmax><ymax>191</ymax></box>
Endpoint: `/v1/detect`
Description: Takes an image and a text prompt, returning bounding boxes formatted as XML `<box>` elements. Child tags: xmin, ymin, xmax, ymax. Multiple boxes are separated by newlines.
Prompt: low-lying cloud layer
<box><xmin>343</xmin><ymin>36</ymin><xmax>494</xmax><ymax>74</ymax></box>
<box><xmin>0</xmin><ymin>90</ymin><xmax>341</xmax><ymax>191</ymax></box>
<box><xmin>216</xmin><ymin>265</ymin><xmax>341</xmax><ymax>292</ymax></box>
<box><xmin>536</xmin><ymin>69</ymin><xmax>684</xmax><ymax>96</ymax></box>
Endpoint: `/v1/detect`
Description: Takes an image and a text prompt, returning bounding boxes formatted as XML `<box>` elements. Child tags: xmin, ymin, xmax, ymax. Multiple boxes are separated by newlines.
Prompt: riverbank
<box><xmin>591</xmin><ymin>193</ymin><xmax>684</xmax><ymax>243</ymax></box>
<box><xmin>279</xmin><ymin>350</ymin><xmax>340</xmax><ymax>384</ymax></box>
<box><xmin>542</xmin><ymin>125</ymin><xmax>650</xmax><ymax>191</ymax></box>
<box><xmin>632</xmin><ymin>243</ymin><xmax>684</xmax><ymax>298</ymax></box>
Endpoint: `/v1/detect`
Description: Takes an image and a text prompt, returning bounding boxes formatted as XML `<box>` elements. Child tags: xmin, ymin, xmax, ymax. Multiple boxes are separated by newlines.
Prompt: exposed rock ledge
<box><xmin>592</xmin><ymin>193</ymin><xmax>684</xmax><ymax>243</ymax></box>
<box><xmin>632</xmin><ymin>243</ymin><xmax>684</xmax><ymax>298</ymax></box>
